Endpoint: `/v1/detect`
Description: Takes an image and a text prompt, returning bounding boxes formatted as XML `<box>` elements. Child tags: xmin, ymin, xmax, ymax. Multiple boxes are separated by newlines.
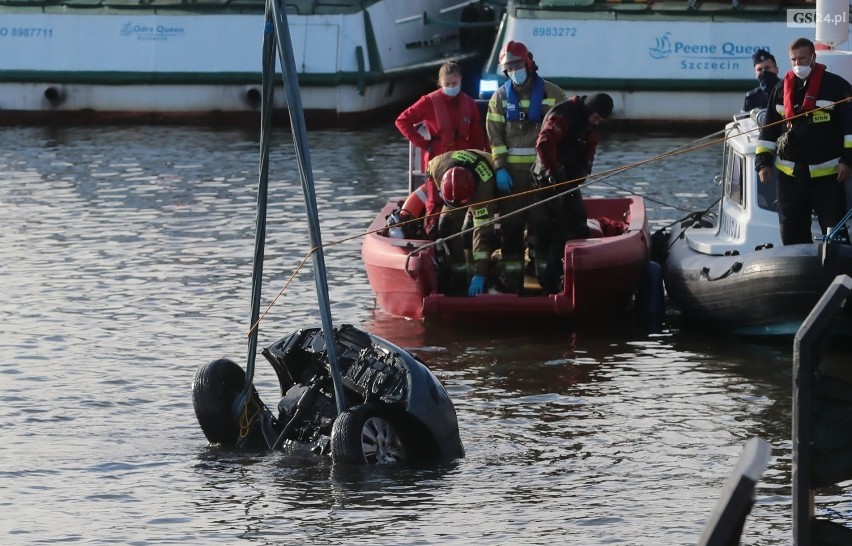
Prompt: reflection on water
<box><xmin>0</xmin><ymin>125</ymin><xmax>848</xmax><ymax>545</ymax></box>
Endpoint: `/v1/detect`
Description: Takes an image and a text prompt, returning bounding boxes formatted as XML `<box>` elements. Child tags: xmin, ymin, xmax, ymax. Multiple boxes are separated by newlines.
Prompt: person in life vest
<box><xmin>743</xmin><ymin>49</ymin><xmax>780</xmax><ymax>113</ymax></box>
<box><xmin>531</xmin><ymin>93</ymin><xmax>613</xmax><ymax>294</ymax></box>
<box><xmin>485</xmin><ymin>41</ymin><xmax>566</xmax><ymax>293</ymax></box>
<box><xmin>755</xmin><ymin>37</ymin><xmax>852</xmax><ymax>245</ymax></box>
<box><xmin>389</xmin><ymin>149</ymin><xmax>497</xmax><ymax>296</ymax></box>
<box><xmin>395</xmin><ymin>61</ymin><xmax>485</xmax><ymax>173</ymax></box>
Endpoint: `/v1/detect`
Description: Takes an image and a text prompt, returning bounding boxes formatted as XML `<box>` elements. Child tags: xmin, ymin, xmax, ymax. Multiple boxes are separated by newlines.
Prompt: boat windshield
<box><xmin>726</xmin><ymin>151</ymin><xmax>744</xmax><ymax>207</ymax></box>
<box><xmin>722</xmin><ymin>141</ymin><xmax>778</xmax><ymax>213</ymax></box>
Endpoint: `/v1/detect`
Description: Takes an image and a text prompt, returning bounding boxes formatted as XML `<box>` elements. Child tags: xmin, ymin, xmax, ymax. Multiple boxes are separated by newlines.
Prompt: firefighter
<box><xmin>756</xmin><ymin>37</ymin><xmax>852</xmax><ymax>245</ymax></box>
<box><xmin>390</xmin><ymin>149</ymin><xmax>497</xmax><ymax>296</ymax></box>
<box><xmin>531</xmin><ymin>93</ymin><xmax>614</xmax><ymax>294</ymax></box>
<box><xmin>486</xmin><ymin>40</ymin><xmax>566</xmax><ymax>293</ymax></box>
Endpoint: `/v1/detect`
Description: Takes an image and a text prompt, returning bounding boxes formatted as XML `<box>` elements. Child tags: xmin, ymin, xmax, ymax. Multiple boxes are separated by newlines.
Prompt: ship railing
<box><xmin>0</xmin><ymin>0</ymin><xmax>363</xmax><ymax>13</ymax></box>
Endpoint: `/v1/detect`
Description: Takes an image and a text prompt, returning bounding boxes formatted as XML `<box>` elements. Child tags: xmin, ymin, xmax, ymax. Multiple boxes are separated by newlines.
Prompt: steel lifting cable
<box><xmin>255</xmin><ymin>96</ymin><xmax>852</xmax><ymax>329</ymax></box>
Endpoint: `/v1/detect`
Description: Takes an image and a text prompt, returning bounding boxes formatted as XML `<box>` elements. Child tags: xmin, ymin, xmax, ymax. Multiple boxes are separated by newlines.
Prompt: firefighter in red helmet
<box><xmin>389</xmin><ymin>149</ymin><xmax>497</xmax><ymax>296</ymax></box>
<box><xmin>486</xmin><ymin>40</ymin><xmax>566</xmax><ymax>293</ymax></box>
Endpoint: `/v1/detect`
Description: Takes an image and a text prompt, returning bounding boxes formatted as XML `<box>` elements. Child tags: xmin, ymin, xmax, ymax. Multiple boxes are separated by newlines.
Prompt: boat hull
<box><xmin>362</xmin><ymin>197</ymin><xmax>651</xmax><ymax>323</ymax></box>
<box><xmin>663</xmin><ymin>220</ymin><xmax>852</xmax><ymax>335</ymax></box>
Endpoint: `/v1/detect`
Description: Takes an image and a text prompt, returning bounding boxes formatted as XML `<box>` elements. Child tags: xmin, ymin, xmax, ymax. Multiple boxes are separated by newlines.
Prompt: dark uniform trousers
<box><xmin>532</xmin><ymin>184</ymin><xmax>590</xmax><ymax>294</ymax></box>
<box><xmin>777</xmin><ymin>169</ymin><xmax>850</xmax><ymax>244</ymax></box>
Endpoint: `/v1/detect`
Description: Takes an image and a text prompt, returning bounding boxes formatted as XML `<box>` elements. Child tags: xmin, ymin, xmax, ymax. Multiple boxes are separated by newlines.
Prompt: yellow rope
<box><xmin>238</xmin><ymin>395</ymin><xmax>261</xmax><ymax>439</ymax></box>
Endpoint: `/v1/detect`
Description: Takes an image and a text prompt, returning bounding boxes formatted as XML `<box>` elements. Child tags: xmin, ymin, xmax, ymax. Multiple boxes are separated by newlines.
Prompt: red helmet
<box><xmin>440</xmin><ymin>167</ymin><xmax>475</xmax><ymax>207</ymax></box>
<box><xmin>499</xmin><ymin>41</ymin><xmax>535</xmax><ymax>73</ymax></box>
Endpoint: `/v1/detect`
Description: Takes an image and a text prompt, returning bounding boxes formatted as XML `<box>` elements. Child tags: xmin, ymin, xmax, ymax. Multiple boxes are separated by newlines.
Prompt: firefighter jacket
<box><xmin>756</xmin><ymin>65</ymin><xmax>852</xmax><ymax>178</ymax></box>
<box><xmin>401</xmin><ymin>149</ymin><xmax>496</xmax><ymax>276</ymax></box>
<box><xmin>395</xmin><ymin>89</ymin><xmax>485</xmax><ymax>170</ymax></box>
<box><xmin>486</xmin><ymin>75</ymin><xmax>566</xmax><ymax>171</ymax></box>
<box><xmin>532</xmin><ymin>96</ymin><xmax>598</xmax><ymax>184</ymax></box>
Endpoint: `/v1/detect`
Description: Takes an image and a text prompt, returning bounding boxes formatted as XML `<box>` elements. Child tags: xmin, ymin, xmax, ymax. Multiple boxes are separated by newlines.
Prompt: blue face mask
<box><xmin>508</xmin><ymin>68</ymin><xmax>528</xmax><ymax>86</ymax></box>
<box><xmin>442</xmin><ymin>85</ymin><xmax>461</xmax><ymax>97</ymax></box>
<box><xmin>757</xmin><ymin>70</ymin><xmax>780</xmax><ymax>92</ymax></box>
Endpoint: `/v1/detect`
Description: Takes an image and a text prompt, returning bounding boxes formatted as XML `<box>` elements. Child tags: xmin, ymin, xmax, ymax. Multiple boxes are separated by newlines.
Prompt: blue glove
<box><xmin>468</xmin><ymin>275</ymin><xmax>486</xmax><ymax>296</ymax></box>
<box><xmin>495</xmin><ymin>168</ymin><xmax>513</xmax><ymax>194</ymax></box>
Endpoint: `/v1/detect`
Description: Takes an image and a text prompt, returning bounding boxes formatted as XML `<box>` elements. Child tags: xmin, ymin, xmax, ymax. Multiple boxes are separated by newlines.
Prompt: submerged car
<box><xmin>192</xmin><ymin>323</ymin><xmax>464</xmax><ymax>465</ymax></box>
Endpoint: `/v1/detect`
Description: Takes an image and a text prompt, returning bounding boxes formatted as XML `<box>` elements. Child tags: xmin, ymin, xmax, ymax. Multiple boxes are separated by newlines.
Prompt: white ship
<box><xmin>0</xmin><ymin>0</ymin><xmax>496</xmax><ymax>124</ymax></box>
<box><xmin>479</xmin><ymin>0</ymin><xmax>852</xmax><ymax>125</ymax></box>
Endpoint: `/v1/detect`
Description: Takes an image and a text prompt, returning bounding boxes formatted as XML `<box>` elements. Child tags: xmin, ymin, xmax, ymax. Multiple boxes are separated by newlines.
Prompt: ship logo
<box><xmin>119</xmin><ymin>20</ymin><xmax>186</xmax><ymax>41</ymax></box>
<box><xmin>649</xmin><ymin>33</ymin><xmax>672</xmax><ymax>60</ymax></box>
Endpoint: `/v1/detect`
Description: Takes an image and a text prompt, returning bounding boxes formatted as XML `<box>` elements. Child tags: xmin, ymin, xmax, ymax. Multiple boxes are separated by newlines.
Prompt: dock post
<box><xmin>792</xmin><ymin>274</ymin><xmax>852</xmax><ymax>545</ymax></box>
<box><xmin>698</xmin><ymin>438</ymin><xmax>772</xmax><ymax>546</ymax></box>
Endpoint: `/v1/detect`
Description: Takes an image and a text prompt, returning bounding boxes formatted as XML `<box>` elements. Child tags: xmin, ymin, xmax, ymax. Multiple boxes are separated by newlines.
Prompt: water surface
<box><xmin>0</xmin><ymin>124</ymin><xmax>847</xmax><ymax>545</ymax></box>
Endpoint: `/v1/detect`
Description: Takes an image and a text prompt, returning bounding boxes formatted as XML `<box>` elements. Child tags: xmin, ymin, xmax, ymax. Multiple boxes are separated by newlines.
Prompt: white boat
<box><xmin>0</xmin><ymin>0</ymin><xmax>496</xmax><ymax>124</ymax></box>
<box><xmin>658</xmin><ymin>109</ymin><xmax>852</xmax><ymax>335</ymax></box>
<box><xmin>478</xmin><ymin>0</ymin><xmax>852</xmax><ymax>125</ymax></box>
<box><xmin>655</xmin><ymin>6</ymin><xmax>852</xmax><ymax>335</ymax></box>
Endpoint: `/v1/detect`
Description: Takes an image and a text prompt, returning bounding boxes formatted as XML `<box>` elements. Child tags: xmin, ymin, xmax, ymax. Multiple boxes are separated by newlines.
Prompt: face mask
<box><xmin>792</xmin><ymin>56</ymin><xmax>814</xmax><ymax>80</ymax></box>
<box><xmin>442</xmin><ymin>85</ymin><xmax>461</xmax><ymax>97</ymax></box>
<box><xmin>792</xmin><ymin>65</ymin><xmax>811</xmax><ymax>80</ymax></box>
<box><xmin>508</xmin><ymin>68</ymin><xmax>528</xmax><ymax>86</ymax></box>
<box><xmin>757</xmin><ymin>70</ymin><xmax>780</xmax><ymax>91</ymax></box>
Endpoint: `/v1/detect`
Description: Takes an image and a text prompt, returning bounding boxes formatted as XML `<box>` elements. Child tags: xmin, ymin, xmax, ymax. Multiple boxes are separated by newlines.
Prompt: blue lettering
<box><xmin>721</xmin><ymin>43</ymin><xmax>770</xmax><ymax>56</ymax></box>
<box><xmin>673</xmin><ymin>42</ymin><xmax>717</xmax><ymax>54</ymax></box>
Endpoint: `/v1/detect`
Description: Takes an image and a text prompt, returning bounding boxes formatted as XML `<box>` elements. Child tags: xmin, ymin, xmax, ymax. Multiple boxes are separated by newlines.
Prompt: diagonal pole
<box><xmin>265</xmin><ymin>0</ymin><xmax>346</xmax><ymax>413</ymax></box>
<box><xmin>237</xmin><ymin>5</ymin><xmax>278</xmax><ymax>413</ymax></box>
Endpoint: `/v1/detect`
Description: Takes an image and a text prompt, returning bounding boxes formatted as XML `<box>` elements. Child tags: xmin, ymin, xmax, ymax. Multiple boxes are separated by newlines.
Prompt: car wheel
<box><xmin>192</xmin><ymin>358</ymin><xmax>254</xmax><ymax>447</ymax></box>
<box><xmin>331</xmin><ymin>403</ymin><xmax>408</xmax><ymax>465</ymax></box>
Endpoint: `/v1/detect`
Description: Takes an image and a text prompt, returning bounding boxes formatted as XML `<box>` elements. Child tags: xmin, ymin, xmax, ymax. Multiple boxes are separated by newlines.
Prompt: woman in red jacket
<box><xmin>395</xmin><ymin>61</ymin><xmax>485</xmax><ymax>172</ymax></box>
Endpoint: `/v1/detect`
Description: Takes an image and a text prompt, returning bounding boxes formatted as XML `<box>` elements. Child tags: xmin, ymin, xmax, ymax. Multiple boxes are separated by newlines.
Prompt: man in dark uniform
<box><xmin>743</xmin><ymin>49</ymin><xmax>780</xmax><ymax>112</ymax></box>
<box><xmin>530</xmin><ymin>93</ymin><xmax>613</xmax><ymax>294</ymax></box>
<box><xmin>755</xmin><ymin>37</ymin><xmax>852</xmax><ymax>245</ymax></box>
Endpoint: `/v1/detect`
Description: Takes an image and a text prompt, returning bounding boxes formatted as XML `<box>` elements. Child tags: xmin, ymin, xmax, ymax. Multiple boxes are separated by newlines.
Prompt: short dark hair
<box><xmin>789</xmin><ymin>37</ymin><xmax>815</xmax><ymax>53</ymax></box>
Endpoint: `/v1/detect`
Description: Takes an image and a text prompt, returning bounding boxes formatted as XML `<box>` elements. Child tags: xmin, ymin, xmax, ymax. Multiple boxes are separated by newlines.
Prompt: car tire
<box><xmin>192</xmin><ymin>358</ymin><xmax>254</xmax><ymax>447</ymax></box>
<box><xmin>331</xmin><ymin>403</ymin><xmax>408</xmax><ymax>465</ymax></box>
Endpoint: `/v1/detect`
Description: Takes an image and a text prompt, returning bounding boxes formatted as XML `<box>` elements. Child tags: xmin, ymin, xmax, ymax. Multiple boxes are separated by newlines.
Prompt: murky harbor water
<box><xmin>0</xmin><ymin>124</ymin><xmax>848</xmax><ymax>544</ymax></box>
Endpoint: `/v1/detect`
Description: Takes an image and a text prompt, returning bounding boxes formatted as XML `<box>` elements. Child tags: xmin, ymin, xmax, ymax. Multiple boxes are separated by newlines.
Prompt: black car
<box><xmin>192</xmin><ymin>324</ymin><xmax>464</xmax><ymax>465</ymax></box>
